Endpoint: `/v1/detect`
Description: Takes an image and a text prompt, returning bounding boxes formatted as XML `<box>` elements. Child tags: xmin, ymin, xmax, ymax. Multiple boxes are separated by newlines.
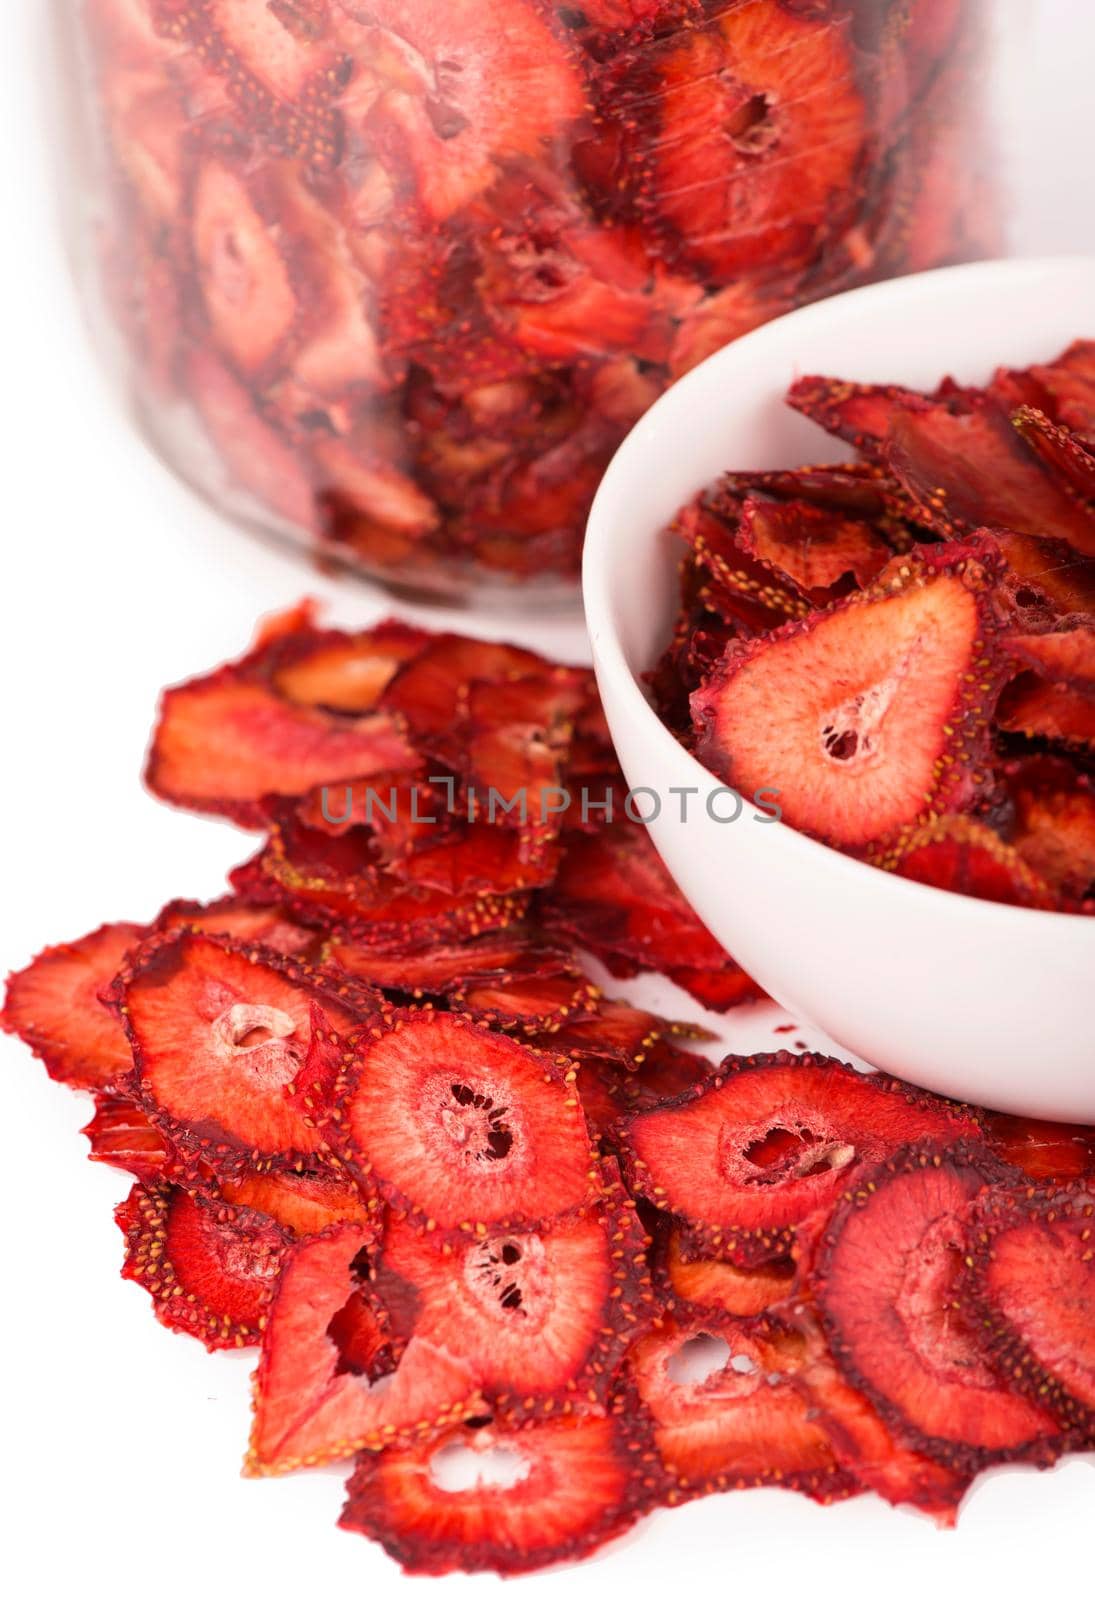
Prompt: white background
<box><xmin>2</xmin><ymin>3</ymin><xmax>1093</xmax><ymax>1596</ymax></box>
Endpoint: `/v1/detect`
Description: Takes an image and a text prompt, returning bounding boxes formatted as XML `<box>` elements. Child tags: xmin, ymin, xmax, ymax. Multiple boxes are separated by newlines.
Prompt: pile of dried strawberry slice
<box><xmin>81</xmin><ymin>0</ymin><xmax>994</xmax><ymax>588</ymax></box>
<box><xmin>6</xmin><ymin>607</ymin><xmax>1095</xmax><ymax>1571</ymax></box>
<box><xmin>653</xmin><ymin>337</ymin><xmax>1095</xmax><ymax>912</ymax></box>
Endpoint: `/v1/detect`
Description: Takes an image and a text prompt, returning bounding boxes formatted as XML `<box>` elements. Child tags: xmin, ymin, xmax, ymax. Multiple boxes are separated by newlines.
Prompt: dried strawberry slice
<box><xmin>1012</xmin><ymin>406</ymin><xmax>1095</xmax><ymax>502</ymax></box>
<box><xmin>119</xmin><ymin>1182</ymin><xmax>289</xmax><ymax>1349</ymax></box>
<box><xmin>674</xmin><ymin>497</ymin><xmax>811</xmax><ymax>626</ymax></box>
<box><xmin>247</xmin><ymin>1222</ymin><xmax>482</xmax><ymax>1473</ymax></box>
<box><xmin>1003</xmin><ymin>625</ymin><xmax>1095</xmax><ymax>698</ymax></box>
<box><xmin>983</xmin><ymin>529</ymin><xmax>1095</xmax><ymax>622</ymax></box>
<box><xmin>541</xmin><ymin>821</ymin><xmax>745</xmax><ymax>993</ymax></box>
<box><xmin>267</xmin><ymin>619</ymin><xmax>428</xmax><ymax>713</ymax></box>
<box><xmin>814</xmin><ymin>1143</ymin><xmax>1062</xmax><ymax>1467</ymax></box>
<box><xmin>147</xmin><ymin>614</ymin><xmax>418</xmax><ymax>824</ymax></box>
<box><xmin>374</xmin><ymin>1187</ymin><xmax>654</xmax><ymax>1416</ymax></box>
<box><xmin>783</xmin><ymin>1307</ymin><xmax>972</xmax><ymax>1523</ymax></box>
<box><xmin>786</xmin><ymin>377</ymin><xmax>927</xmax><ymax>459</ymax></box>
<box><xmin>691</xmin><ymin>547</ymin><xmax>1005</xmax><ymax>850</ymax></box>
<box><xmin>322</xmin><ymin>928</ymin><xmax>557</xmax><ymax>996</ymax></box>
<box><xmin>886</xmin><ymin>397</ymin><xmax>1095</xmax><ymax>556</ymax></box>
<box><xmin>737</xmin><ymin>496</ymin><xmax>891</xmax><ymax>599</ymax></box>
<box><xmin>339</xmin><ymin>1411</ymin><xmax>659</xmax><ymax>1576</ymax></box>
<box><xmin>235</xmin><ymin>817</ymin><xmax>525</xmax><ymax>943</ymax></box>
<box><xmin>332</xmin><ymin>1011</ymin><xmax>598</xmax><ymax>1233</ymax></box>
<box><xmin>452</xmin><ymin>967</ymin><xmax>602</xmax><ymax>1035</ymax></box>
<box><xmin>871</xmin><ymin>815</ymin><xmax>1057</xmax><ymax>911</ymax></box>
<box><xmin>83</xmin><ymin>1093</ymin><xmax>173</xmax><ymax>1180</ymax></box>
<box><xmin>1030</xmin><ymin>339</ymin><xmax>1095</xmax><ymax>443</ymax></box>
<box><xmin>720</xmin><ymin>462</ymin><xmax>907</xmax><ymax>523</ymax></box>
<box><xmin>190</xmin><ymin>158</ymin><xmax>298</xmax><ymax>378</ymax></box>
<box><xmin>982</xmin><ymin>1113</ymin><xmax>1095</xmax><ymax>1186</ymax></box>
<box><xmin>380</xmin><ymin>634</ymin><xmax>548</xmax><ymax>750</ymax></box>
<box><xmin>619</xmin><ymin>1053</ymin><xmax>982</xmax><ymax>1260</ymax></box>
<box><xmin>626</xmin><ymin>1311</ymin><xmax>850</xmax><ymax>1497</ymax></box>
<box><xmin>185</xmin><ymin>349</ymin><xmax>319</xmax><ymax>533</ymax></box>
<box><xmin>588</xmin><ymin>3</ymin><xmax>865</xmax><ymax>279</ymax></box>
<box><xmin>219</xmin><ymin>1167</ymin><xmax>372</xmax><ymax>1236</ymax></box>
<box><xmin>116</xmin><ymin>930</ymin><xmax>375</xmax><ymax>1172</ymax></box>
<box><xmin>963</xmin><ymin>1182</ymin><xmax>1095</xmax><ymax>1438</ymax></box>
<box><xmin>344</xmin><ymin>0</ymin><xmax>585</xmax><ymax>221</ymax></box>
<box><xmin>3</xmin><ymin>921</ymin><xmax>144</xmax><ymax>1091</ymax></box>
<box><xmin>1002</xmin><ymin>755</ymin><xmax>1095</xmax><ymax>907</ymax></box>
<box><xmin>660</xmin><ymin>1230</ymin><xmax>796</xmax><ymax>1319</ymax></box>
<box><xmin>458</xmin><ymin>670</ymin><xmax>590</xmax><ymax>836</ymax></box>
<box><xmin>152</xmin><ymin>896</ymin><xmax>317</xmax><ymax>956</ymax></box>
<box><xmin>996</xmin><ymin>674</ymin><xmax>1095</xmax><ymax>749</ymax></box>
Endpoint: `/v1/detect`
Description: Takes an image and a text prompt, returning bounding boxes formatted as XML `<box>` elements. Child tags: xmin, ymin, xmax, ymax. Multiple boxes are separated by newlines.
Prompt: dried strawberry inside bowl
<box><xmin>584</xmin><ymin>257</ymin><xmax>1095</xmax><ymax>1122</ymax></box>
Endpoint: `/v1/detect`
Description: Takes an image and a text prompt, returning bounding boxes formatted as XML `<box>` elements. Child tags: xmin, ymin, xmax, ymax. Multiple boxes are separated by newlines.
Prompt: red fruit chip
<box><xmin>737</xmin><ymin>496</ymin><xmax>891</xmax><ymax>599</ymax></box>
<box><xmin>152</xmin><ymin>896</ymin><xmax>318</xmax><ymax>956</ymax></box>
<box><xmin>82</xmin><ymin>1092</ymin><xmax>174</xmax><ymax>1181</ymax></box>
<box><xmin>660</xmin><ymin>1230</ymin><xmax>796</xmax><ymax>1319</ymax></box>
<box><xmin>1012</xmin><ymin>405</ymin><xmax>1095</xmax><ymax>502</ymax></box>
<box><xmin>375</xmin><ymin>1186</ymin><xmax>654</xmax><ymax>1417</ymax></box>
<box><xmin>3</xmin><ymin>921</ymin><xmax>144</xmax><ymax>1091</ymax></box>
<box><xmin>118</xmin><ymin>1182</ymin><xmax>289</xmax><ymax>1349</ymax></box>
<box><xmin>964</xmin><ymin>1182</ymin><xmax>1095</xmax><ymax>1439</ymax></box>
<box><xmin>814</xmin><ymin>1144</ymin><xmax>1062</xmax><ymax>1468</ymax></box>
<box><xmin>1002</xmin><ymin>756</ymin><xmax>1095</xmax><ymax>907</ymax></box>
<box><xmin>117</xmin><ymin>930</ymin><xmax>375</xmax><ymax>1172</ymax></box>
<box><xmin>996</xmin><ymin>674</ymin><xmax>1095</xmax><ymax>750</ymax></box>
<box><xmin>331</xmin><ymin>1011</ymin><xmax>598</xmax><ymax>1233</ymax></box>
<box><xmin>691</xmin><ymin>546</ymin><xmax>1005</xmax><ymax>850</ymax></box>
<box><xmin>218</xmin><ymin>1167</ymin><xmax>373</xmax><ymax>1237</ymax></box>
<box><xmin>627</xmin><ymin>1311</ymin><xmax>851</xmax><ymax>1498</ymax></box>
<box><xmin>873</xmin><ymin>815</ymin><xmax>1057</xmax><ymax>911</ymax></box>
<box><xmin>247</xmin><ymin>1222</ymin><xmax>481</xmax><ymax>1474</ymax></box>
<box><xmin>982</xmin><ymin>1113</ymin><xmax>1095</xmax><ymax>1186</ymax></box>
<box><xmin>619</xmin><ymin>1053</ymin><xmax>982</xmax><ymax>1260</ymax></box>
<box><xmin>1003</xmin><ymin>625</ymin><xmax>1095</xmax><ymax>698</ymax></box>
<box><xmin>148</xmin><ymin>614</ymin><xmax>419</xmax><ymax>823</ymax></box>
<box><xmin>339</xmin><ymin>1411</ymin><xmax>660</xmax><ymax>1576</ymax></box>
<box><xmin>1029</xmin><ymin>339</ymin><xmax>1095</xmax><ymax>442</ymax></box>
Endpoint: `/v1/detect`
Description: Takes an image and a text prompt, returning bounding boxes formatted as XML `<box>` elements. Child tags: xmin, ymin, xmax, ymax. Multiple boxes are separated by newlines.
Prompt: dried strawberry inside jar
<box><xmin>70</xmin><ymin>0</ymin><xmax>997</xmax><ymax>602</ymax></box>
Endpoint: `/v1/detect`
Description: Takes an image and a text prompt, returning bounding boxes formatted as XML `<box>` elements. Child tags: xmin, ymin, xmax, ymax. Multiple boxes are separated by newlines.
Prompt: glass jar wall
<box><xmin>67</xmin><ymin>0</ymin><xmax>998</xmax><ymax>603</ymax></box>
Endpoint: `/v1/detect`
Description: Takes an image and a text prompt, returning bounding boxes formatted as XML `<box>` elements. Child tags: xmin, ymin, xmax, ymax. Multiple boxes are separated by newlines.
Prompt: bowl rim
<box><xmin>583</xmin><ymin>254</ymin><xmax>1095</xmax><ymax>939</ymax></box>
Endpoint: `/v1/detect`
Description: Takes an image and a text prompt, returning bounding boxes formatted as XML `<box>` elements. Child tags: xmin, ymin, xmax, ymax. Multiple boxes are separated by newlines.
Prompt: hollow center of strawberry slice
<box><xmin>429</xmin><ymin>1433</ymin><xmax>532</xmax><ymax>1493</ymax></box>
<box><xmin>818</xmin><ymin>636</ymin><xmax>930</xmax><ymax>768</ymax></box>
<box><xmin>727</xmin><ymin>90</ymin><xmax>779</xmax><ymax>155</ymax></box>
<box><xmin>464</xmin><ymin>1232</ymin><xmax>551</xmax><ymax>1325</ymax></box>
<box><xmin>217</xmin><ymin>1230</ymin><xmax>283</xmax><ymax>1283</ymax></box>
<box><xmin>895</xmin><ymin>1214</ymin><xmax>999</xmax><ymax>1389</ymax></box>
<box><xmin>725</xmin><ymin>1120</ymin><xmax>857</xmax><ymax>1187</ymax></box>
<box><xmin>436</xmin><ymin>1078</ymin><xmax>515</xmax><ymax>1165</ymax></box>
<box><xmin>211</xmin><ymin>1002</ymin><xmax>302</xmax><ymax>1088</ymax></box>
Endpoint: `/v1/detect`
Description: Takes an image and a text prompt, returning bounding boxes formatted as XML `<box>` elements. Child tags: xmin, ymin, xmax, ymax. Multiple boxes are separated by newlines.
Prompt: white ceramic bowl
<box><xmin>584</xmin><ymin>257</ymin><xmax>1095</xmax><ymax>1122</ymax></box>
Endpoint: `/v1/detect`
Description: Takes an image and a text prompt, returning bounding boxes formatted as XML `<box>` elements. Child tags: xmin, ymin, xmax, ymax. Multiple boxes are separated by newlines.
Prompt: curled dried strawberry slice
<box><xmin>3</xmin><ymin>921</ymin><xmax>144</xmax><ymax>1091</ymax></box>
<box><xmin>332</xmin><ymin>1011</ymin><xmax>598</xmax><ymax>1233</ymax></box>
<box><xmin>339</xmin><ymin>1410</ymin><xmax>660</xmax><ymax>1576</ymax></box>
<box><xmin>782</xmin><ymin>1307</ymin><xmax>972</xmax><ymax>1523</ymax></box>
<box><xmin>188</xmin><ymin>349</ymin><xmax>323</xmax><ymax>535</ymax></box>
<box><xmin>996</xmin><ymin>674</ymin><xmax>1095</xmax><ymax>749</ymax></box>
<box><xmin>116</xmin><ymin>930</ymin><xmax>375</xmax><ymax>1173</ymax></box>
<box><xmin>380</xmin><ymin>634</ymin><xmax>548</xmax><ymax>750</ymax></box>
<box><xmin>619</xmin><ymin>1053</ymin><xmax>982</xmax><ymax>1260</ymax></box>
<box><xmin>814</xmin><ymin>1144</ymin><xmax>1062</xmax><ymax>1468</ymax></box>
<box><xmin>267</xmin><ymin>618</ymin><xmax>428</xmax><ymax>713</ymax></box>
<box><xmin>1001</xmin><ymin>756</ymin><xmax>1095</xmax><ymax>907</ymax></box>
<box><xmin>586</xmin><ymin>2</ymin><xmax>865</xmax><ymax>279</ymax></box>
<box><xmin>321</xmin><ymin>928</ymin><xmax>559</xmax><ymax>997</ymax></box>
<box><xmin>886</xmin><ymin>397</ymin><xmax>1095</xmax><ymax>557</ymax></box>
<box><xmin>152</xmin><ymin>896</ymin><xmax>318</xmax><ymax>956</ymax></box>
<box><xmin>248</xmin><ymin>1222</ymin><xmax>482</xmax><ymax>1473</ymax></box>
<box><xmin>147</xmin><ymin>614</ymin><xmax>419</xmax><ymax>824</ymax></box>
<box><xmin>1003</xmin><ymin>625</ymin><xmax>1095</xmax><ymax>698</ymax></box>
<box><xmin>737</xmin><ymin>496</ymin><xmax>891</xmax><ymax>600</ymax></box>
<box><xmin>674</xmin><ymin>497</ymin><xmax>811</xmax><ymax>627</ymax></box>
<box><xmin>691</xmin><ymin>547</ymin><xmax>1005</xmax><ymax>850</ymax></box>
<box><xmin>119</xmin><ymin>1182</ymin><xmax>289</xmax><ymax>1349</ymax></box>
<box><xmin>659</xmin><ymin>1230</ymin><xmax>796</xmax><ymax>1319</ymax></box>
<box><xmin>542</xmin><ymin>822</ymin><xmax>747</xmax><ymax>998</ymax></box>
<box><xmin>871</xmin><ymin>815</ymin><xmax>1057</xmax><ymax>911</ymax></box>
<box><xmin>375</xmin><ymin>1187</ymin><xmax>654</xmax><ymax>1416</ymax></box>
<box><xmin>720</xmin><ymin>461</ymin><xmax>906</xmax><ymax>523</ymax></box>
<box><xmin>234</xmin><ymin>817</ymin><xmax>526</xmax><ymax>943</ymax></box>
<box><xmin>1012</xmin><ymin>406</ymin><xmax>1095</xmax><ymax>502</ymax></box>
<box><xmin>1029</xmin><ymin>339</ymin><xmax>1095</xmax><ymax>443</ymax></box>
<box><xmin>83</xmin><ymin>1092</ymin><xmax>173</xmax><ymax>1180</ymax></box>
<box><xmin>963</xmin><ymin>1182</ymin><xmax>1095</xmax><ymax>1438</ymax></box>
<box><xmin>786</xmin><ymin>377</ymin><xmax>927</xmax><ymax>459</ymax></box>
<box><xmin>627</xmin><ymin>1311</ymin><xmax>850</xmax><ymax>1497</ymax></box>
<box><xmin>452</xmin><ymin>966</ymin><xmax>601</xmax><ymax>1035</ymax></box>
<box><xmin>219</xmin><ymin>1166</ymin><xmax>372</xmax><ymax>1236</ymax></box>
<box><xmin>344</xmin><ymin>0</ymin><xmax>585</xmax><ymax>222</ymax></box>
<box><xmin>980</xmin><ymin>529</ymin><xmax>1095</xmax><ymax>623</ymax></box>
<box><xmin>982</xmin><ymin>1113</ymin><xmax>1095</xmax><ymax>1186</ymax></box>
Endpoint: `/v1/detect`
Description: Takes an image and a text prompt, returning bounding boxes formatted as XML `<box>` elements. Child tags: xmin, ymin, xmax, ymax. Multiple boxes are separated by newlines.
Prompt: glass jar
<box><xmin>64</xmin><ymin>0</ymin><xmax>998</xmax><ymax>604</ymax></box>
